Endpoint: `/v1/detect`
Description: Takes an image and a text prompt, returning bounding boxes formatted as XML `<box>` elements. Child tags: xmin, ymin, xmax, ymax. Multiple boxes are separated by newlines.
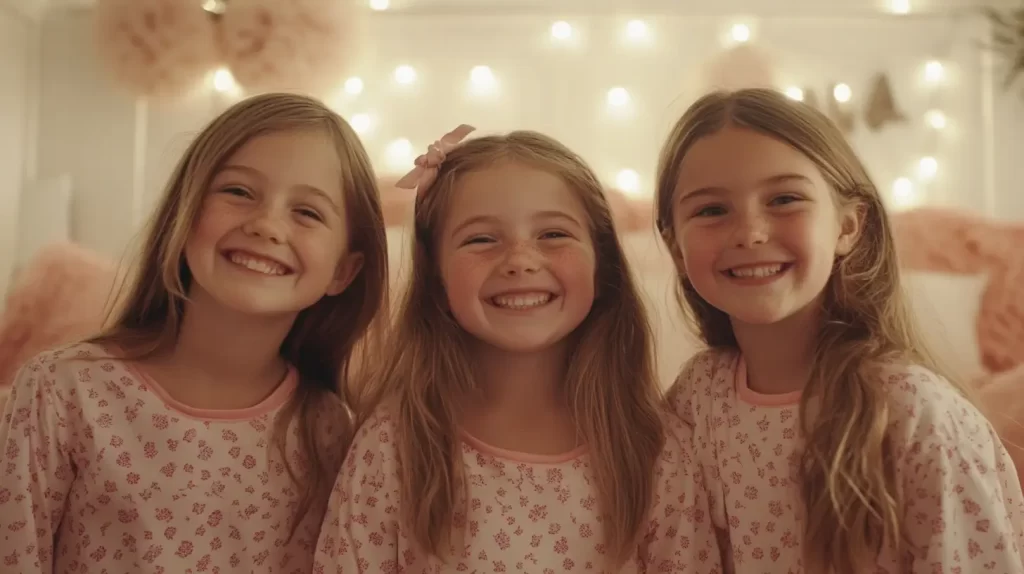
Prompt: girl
<box><xmin>656</xmin><ymin>88</ymin><xmax>1024</xmax><ymax>573</ymax></box>
<box><xmin>0</xmin><ymin>92</ymin><xmax>388</xmax><ymax>573</ymax></box>
<box><xmin>313</xmin><ymin>128</ymin><xmax>722</xmax><ymax>572</ymax></box>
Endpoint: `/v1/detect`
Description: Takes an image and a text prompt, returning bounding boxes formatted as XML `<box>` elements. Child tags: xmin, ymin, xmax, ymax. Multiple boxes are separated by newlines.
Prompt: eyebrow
<box><xmin>218</xmin><ymin>164</ymin><xmax>342</xmax><ymax>213</ymax></box>
<box><xmin>450</xmin><ymin>210</ymin><xmax>584</xmax><ymax>237</ymax></box>
<box><xmin>679</xmin><ymin>173</ymin><xmax>812</xmax><ymax>201</ymax></box>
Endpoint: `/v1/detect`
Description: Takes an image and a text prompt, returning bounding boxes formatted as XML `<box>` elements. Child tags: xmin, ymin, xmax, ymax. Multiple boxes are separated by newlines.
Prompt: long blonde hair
<box><xmin>654</xmin><ymin>88</ymin><xmax>968</xmax><ymax>572</ymax></box>
<box><xmin>92</xmin><ymin>92</ymin><xmax>389</xmax><ymax>536</ymax></box>
<box><xmin>369</xmin><ymin>131</ymin><xmax>664</xmax><ymax>565</ymax></box>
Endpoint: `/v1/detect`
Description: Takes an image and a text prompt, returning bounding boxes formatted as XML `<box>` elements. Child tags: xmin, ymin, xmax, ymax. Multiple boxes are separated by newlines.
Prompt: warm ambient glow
<box><xmin>469</xmin><ymin>65</ymin><xmax>497</xmax><ymax>94</ymax></box>
<box><xmin>607</xmin><ymin>87</ymin><xmax>630</xmax><ymax>107</ymax></box>
<box><xmin>344</xmin><ymin>77</ymin><xmax>364</xmax><ymax>95</ymax></box>
<box><xmin>784</xmin><ymin>87</ymin><xmax>804</xmax><ymax>101</ymax></box>
<box><xmin>891</xmin><ymin>177</ymin><xmax>917</xmax><ymax>209</ymax></box>
<box><xmin>212</xmin><ymin>68</ymin><xmax>236</xmax><ymax>93</ymax></box>
<box><xmin>369</xmin><ymin>0</ymin><xmax>389</xmax><ymax>10</ymax></box>
<box><xmin>616</xmin><ymin>169</ymin><xmax>641</xmax><ymax>196</ymax></box>
<box><xmin>625</xmin><ymin>20</ymin><xmax>648</xmax><ymax>40</ymax></box>
<box><xmin>918</xmin><ymin>156</ymin><xmax>938</xmax><ymax>179</ymax></box>
<box><xmin>551</xmin><ymin>21</ymin><xmax>573</xmax><ymax>40</ymax></box>
<box><xmin>730</xmin><ymin>23</ymin><xmax>751</xmax><ymax>43</ymax></box>
<box><xmin>385</xmin><ymin>139</ymin><xmax>413</xmax><ymax>171</ymax></box>
<box><xmin>350</xmin><ymin>113</ymin><xmax>372</xmax><ymax>135</ymax></box>
<box><xmin>924</xmin><ymin>60</ymin><xmax>944</xmax><ymax>83</ymax></box>
<box><xmin>394</xmin><ymin>65</ymin><xmax>416</xmax><ymax>85</ymax></box>
<box><xmin>925</xmin><ymin>109</ymin><xmax>947</xmax><ymax>129</ymax></box>
<box><xmin>887</xmin><ymin>0</ymin><xmax>911</xmax><ymax>14</ymax></box>
<box><xmin>833</xmin><ymin>83</ymin><xmax>852</xmax><ymax>103</ymax></box>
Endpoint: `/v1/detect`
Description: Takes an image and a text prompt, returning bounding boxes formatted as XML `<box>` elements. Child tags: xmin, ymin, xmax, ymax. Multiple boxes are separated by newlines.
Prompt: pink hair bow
<box><xmin>394</xmin><ymin>124</ymin><xmax>476</xmax><ymax>193</ymax></box>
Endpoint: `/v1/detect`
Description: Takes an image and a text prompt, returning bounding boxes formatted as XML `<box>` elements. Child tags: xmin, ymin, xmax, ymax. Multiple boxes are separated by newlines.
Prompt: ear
<box><xmin>834</xmin><ymin>202</ymin><xmax>865</xmax><ymax>256</ymax></box>
<box><xmin>326</xmin><ymin>252</ymin><xmax>364</xmax><ymax>296</ymax></box>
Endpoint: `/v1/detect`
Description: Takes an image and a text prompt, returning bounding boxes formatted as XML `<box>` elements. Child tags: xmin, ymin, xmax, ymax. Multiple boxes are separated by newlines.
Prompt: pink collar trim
<box><xmin>734</xmin><ymin>355</ymin><xmax>802</xmax><ymax>406</ymax></box>
<box><xmin>460</xmin><ymin>430</ymin><xmax>588</xmax><ymax>464</ymax></box>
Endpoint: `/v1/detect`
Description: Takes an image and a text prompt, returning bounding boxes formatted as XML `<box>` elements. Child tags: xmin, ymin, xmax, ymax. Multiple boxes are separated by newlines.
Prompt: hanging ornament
<box><xmin>864</xmin><ymin>72</ymin><xmax>907</xmax><ymax>131</ymax></box>
<box><xmin>218</xmin><ymin>0</ymin><xmax>363</xmax><ymax>95</ymax></box>
<box><xmin>827</xmin><ymin>83</ymin><xmax>855</xmax><ymax>134</ymax></box>
<box><xmin>94</xmin><ymin>0</ymin><xmax>219</xmax><ymax>98</ymax></box>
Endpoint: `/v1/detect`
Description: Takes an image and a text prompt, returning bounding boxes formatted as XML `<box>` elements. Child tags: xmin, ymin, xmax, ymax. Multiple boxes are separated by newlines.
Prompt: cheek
<box><xmin>677</xmin><ymin>225</ymin><xmax>719</xmax><ymax>271</ymax></box>
<box><xmin>549</xmin><ymin>246</ymin><xmax>596</xmax><ymax>298</ymax></box>
<box><xmin>441</xmin><ymin>253</ymin><xmax>490</xmax><ymax>299</ymax></box>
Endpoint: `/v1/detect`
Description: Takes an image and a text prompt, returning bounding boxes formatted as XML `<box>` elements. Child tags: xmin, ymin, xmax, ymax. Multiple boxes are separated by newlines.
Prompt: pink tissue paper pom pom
<box><xmin>219</xmin><ymin>0</ymin><xmax>362</xmax><ymax>95</ymax></box>
<box><xmin>702</xmin><ymin>44</ymin><xmax>777</xmax><ymax>93</ymax></box>
<box><xmin>94</xmin><ymin>0</ymin><xmax>219</xmax><ymax>98</ymax></box>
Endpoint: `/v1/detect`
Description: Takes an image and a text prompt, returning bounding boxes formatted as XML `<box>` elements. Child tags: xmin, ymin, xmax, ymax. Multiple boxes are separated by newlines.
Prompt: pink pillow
<box><xmin>0</xmin><ymin>243</ymin><xmax>118</xmax><ymax>387</ymax></box>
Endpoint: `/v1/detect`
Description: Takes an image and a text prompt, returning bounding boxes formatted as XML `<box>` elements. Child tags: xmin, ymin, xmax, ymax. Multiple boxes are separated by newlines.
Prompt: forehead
<box><xmin>223</xmin><ymin>129</ymin><xmax>343</xmax><ymax>192</ymax></box>
<box><xmin>446</xmin><ymin>162</ymin><xmax>587</xmax><ymax>223</ymax></box>
<box><xmin>677</xmin><ymin>126</ymin><xmax>826</xmax><ymax>193</ymax></box>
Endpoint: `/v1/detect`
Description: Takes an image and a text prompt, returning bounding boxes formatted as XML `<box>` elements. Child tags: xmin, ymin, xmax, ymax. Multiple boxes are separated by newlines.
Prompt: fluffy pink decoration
<box><xmin>219</xmin><ymin>0</ymin><xmax>360</xmax><ymax>94</ymax></box>
<box><xmin>702</xmin><ymin>44</ymin><xmax>777</xmax><ymax>92</ymax></box>
<box><xmin>0</xmin><ymin>243</ymin><xmax>118</xmax><ymax>388</ymax></box>
<box><xmin>94</xmin><ymin>0</ymin><xmax>219</xmax><ymax>98</ymax></box>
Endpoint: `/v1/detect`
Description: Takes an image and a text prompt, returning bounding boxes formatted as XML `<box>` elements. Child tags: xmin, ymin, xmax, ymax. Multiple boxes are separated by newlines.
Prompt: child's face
<box><xmin>185</xmin><ymin>128</ymin><xmax>363</xmax><ymax>317</ymax></box>
<box><xmin>668</xmin><ymin>126</ymin><xmax>859</xmax><ymax>327</ymax></box>
<box><xmin>438</xmin><ymin>161</ymin><xmax>596</xmax><ymax>353</ymax></box>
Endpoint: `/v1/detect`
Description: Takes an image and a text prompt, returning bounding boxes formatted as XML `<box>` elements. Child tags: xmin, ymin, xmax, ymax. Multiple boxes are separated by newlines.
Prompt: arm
<box><xmin>313</xmin><ymin>412</ymin><xmax>404</xmax><ymax>574</ymax></box>
<box><xmin>0</xmin><ymin>357</ymin><xmax>77</xmax><ymax>573</ymax></box>
<box><xmin>898</xmin><ymin>384</ymin><xmax>1024</xmax><ymax>572</ymax></box>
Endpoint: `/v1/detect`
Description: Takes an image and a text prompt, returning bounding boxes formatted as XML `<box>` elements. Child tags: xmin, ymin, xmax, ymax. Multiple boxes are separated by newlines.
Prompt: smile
<box><xmin>224</xmin><ymin>250</ymin><xmax>293</xmax><ymax>276</ymax></box>
<box><xmin>489</xmin><ymin>291</ymin><xmax>556</xmax><ymax>310</ymax></box>
<box><xmin>724</xmin><ymin>263</ymin><xmax>791</xmax><ymax>279</ymax></box>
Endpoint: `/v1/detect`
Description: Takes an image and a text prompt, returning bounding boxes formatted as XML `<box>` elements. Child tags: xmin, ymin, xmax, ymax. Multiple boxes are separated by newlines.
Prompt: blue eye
<box><xmin>771</xmin><ymin>194</ymin><xmax>801</xmax><ymax>205</ymax></box>
<box><xmin>221</xmin><ymin>186</ymin><xmax>252</xmax><ymax>198</ymax></box>
<box><xmin>540</xmin><ymin>230</ymin><xmax>570</xmax><ymax>239</ymax></box>
<box><xmin>695</xmin><ymin>205</ymin><xmax>726</xmax><ymax>217</ymax></box>
<box><xmin>296</xmin><ymin>207</ymin><xmax>323</xmax><ymax>221</ymax></box>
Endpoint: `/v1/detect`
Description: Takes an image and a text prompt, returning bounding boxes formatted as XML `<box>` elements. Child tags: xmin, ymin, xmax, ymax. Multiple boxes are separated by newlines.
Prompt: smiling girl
<box><xmin>0</xmin><ymin>93</ymin><xmax>388</xmax><ymax>573</ymax></box>
<box><xmin>657</xmin><ymin>88</ymin><xmax>1024</xmax><ymax>573</ymax></box>
<box><xmin>313</xmin><ymin>128</ymin><xmax>721</xmax><ymax>573</ymax></box>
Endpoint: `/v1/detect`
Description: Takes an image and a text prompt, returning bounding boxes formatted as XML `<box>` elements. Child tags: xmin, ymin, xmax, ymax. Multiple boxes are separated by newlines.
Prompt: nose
<box><xmin>499</xmin><ymin>242</ymin><xmax>542</xmax><ymax>277</ymax></box>
<box><xmin>732</xmin><ymin>212</ymin><xmax>769</xmax><ymax>248</ymax></box>
<box><xmin>241</xmin><ymin>207</ymin><xmax>288</xmax><ymax>244</ymax></box>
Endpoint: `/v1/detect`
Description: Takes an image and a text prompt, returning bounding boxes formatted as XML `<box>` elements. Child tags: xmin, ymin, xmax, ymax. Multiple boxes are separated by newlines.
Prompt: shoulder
<box><xmin>875</xmin><ymin>362</ymin><xmax>996</xmax><ymax>451</ymax></box>
<box><xmin>665</xmin><ymin>348</ymin><xmax>738</xmax><ymax>412</ymax></box>
<box><xmin>12</xmin><ymin>342</ymin><xmax>118</xmax><ymax>388</ymax></box>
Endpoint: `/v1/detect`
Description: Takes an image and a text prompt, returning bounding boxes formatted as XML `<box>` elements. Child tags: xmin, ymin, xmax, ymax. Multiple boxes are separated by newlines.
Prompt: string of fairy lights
<box><xmin>206</xmin><ymin>0</ymin><xmax>954</xmax><ymax>209</ymax></box>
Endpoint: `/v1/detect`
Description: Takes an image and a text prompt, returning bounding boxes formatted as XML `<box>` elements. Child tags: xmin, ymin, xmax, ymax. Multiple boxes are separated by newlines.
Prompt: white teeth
<box><xmin>491</xmin><ymin>292</ymin><xmax>553</xmax><ymax>310</ymax></box>
<box><xmin>228</xmin><ymin>252</ymin><xmax>288</xmax><ymax>276</ymax></box>
<box><xmin>729</xmin><ymin>264</ymin><xmax>784</xmax><ymax>278</ymax></box>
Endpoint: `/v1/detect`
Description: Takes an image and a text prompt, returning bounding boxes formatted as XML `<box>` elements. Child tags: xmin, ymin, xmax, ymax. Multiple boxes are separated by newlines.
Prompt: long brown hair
<box><xmin>92</xmin><ymin>92</ymin><xmax>388</xmax><ymax>536</ymax></box>
<box><xmin>368</xmin><ymin>131</ymin><xmax>664</xmax><ymax>565</ymax></box>
<box><xmin>654</xmin><ymin>88</ymin><xmax>968</xmax><ymax>572</ymax></box>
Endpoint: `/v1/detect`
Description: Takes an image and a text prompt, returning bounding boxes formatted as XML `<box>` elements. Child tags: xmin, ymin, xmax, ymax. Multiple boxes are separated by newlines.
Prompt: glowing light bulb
<box><xmin>833</xmin><ymin>83</ymin><xmax>852</xmax><ymax>103</ymax></box>
<box><xmin>917</xmin><ymin>156</ymin><xmax>938</xmax><ymax>179</ymax></box>
<box><xmin>350</xmin><ymin>113</ymin><xmax>372</xmax><ymax>135</ymax></box>
<box><xmin>924</xmin><ymin>60</ymin><xmax>944</xmax><ymax>83</ymax></box>
<box><xmin>551</xmin><ymin>21</ymin><xmax>572</xmax><ymax>40</ymax></box>
<box><xmin>625</xmin><ymin>20</ymin><xmax>648</xmax><ymax>40</ymax></box>
<box><xmin>369</xmin><ymin>0</ymin><xmax>389</xmax><ymax>10</ymax></box>
<box><xmin>616</xmin><ymin>170</ymin><xmax>641</xmax><ymax>196</ymax></box>
<box><xmin>730</xmin><ymin>23</ymin><xmax>751</xmax><ymax>43</ymax></box>
<box><xmin>888</xmin><ymin>0</ymin><xmax>910</xmax><ymax>14</ymax></box>
<box><xmin>394</xmin><ymin>65</ymin><xmax>416</xmax><ymax>85</ymax></box>
<box><xmin>891</xmin><ymin>177</ymin><xmax>917</xmax><ymax>208</ymax></box>
<box><xmin>385</xmin><ymin>139</ymin><xmax>413</xmax><ymax>171</ymax></box>
<box><xmin>925</xmin><ymin>110</ymin><xmax>947</xmax><ymax>129</ymax></box>
<box><xmin>784</xmin><ymin>87</ymin><xmax>804</xmax><ymax>101</ymax></box>
<box><xmin>212</xmin><ymin>68</ymin><xmax>236</xmax><ymax>93</ymax></box>
<box><xmin>344</xmin><ymin>77</ymin><xmax>364</xmax><ymax>95</ymax></box>
<box><xmin>607</xmin><ymin>87</ymin><xmax>630</xmax><ymax>108</ymax></box>
<box><xmin>469</xmin><ymin>65</ymin><xmax>497</xmax><ymax>93</ymax></box>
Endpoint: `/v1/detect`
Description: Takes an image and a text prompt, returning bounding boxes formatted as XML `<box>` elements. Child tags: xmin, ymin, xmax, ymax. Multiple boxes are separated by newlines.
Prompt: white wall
<box><xmin>23</xmin><ymin>5</ymin><xmax>1024</xmax><ymax>264</ymax></box>
<box><xmin>0</xmin><ymin>3</ymin><xmax>38</xmax><ymax>296</ymax></box>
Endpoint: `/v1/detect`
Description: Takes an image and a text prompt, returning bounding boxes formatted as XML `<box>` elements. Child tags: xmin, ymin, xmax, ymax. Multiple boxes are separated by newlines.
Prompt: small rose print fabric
<box><xmin>668</xmin><ymin>348</ymin><xmax>1024</xmax><ymax>574</ymax></box>
<box><xmin>0</xmin><ymin>343</ymin><xmax>348</xmax><ymax>574</ymax></box>
<box><xmin>313</xmin><ymin>408</ymin><xmax>723</xmax><ymax>573</ymax></box>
